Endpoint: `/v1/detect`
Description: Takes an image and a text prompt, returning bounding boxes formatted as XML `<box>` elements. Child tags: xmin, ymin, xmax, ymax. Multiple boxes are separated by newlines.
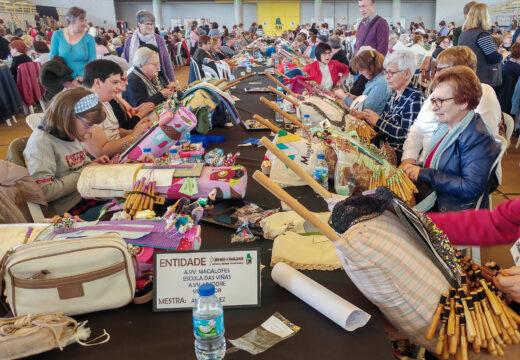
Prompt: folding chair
<box><xmin>502</xmin><ymin>112</ymin><xmax>515</xmax><ymax>146</ymax></box>
<box><xmin>25</xmin><ymin>113</ymin><xmax>44</xmax><ymax>131</ymax></box>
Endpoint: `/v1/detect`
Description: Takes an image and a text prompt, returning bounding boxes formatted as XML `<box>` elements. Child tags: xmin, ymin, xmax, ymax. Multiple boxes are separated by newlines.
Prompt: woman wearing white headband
<box><xmin>23</xmin><ymin>88</ymin><xmax>110</xmax><ymax>216</ymax></box>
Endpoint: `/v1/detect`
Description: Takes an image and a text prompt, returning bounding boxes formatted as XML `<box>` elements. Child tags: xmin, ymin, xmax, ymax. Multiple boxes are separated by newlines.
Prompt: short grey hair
<box><xmin>111</xmin><ymin>37</ymin><xmax>122</xmax><ymax>46</ymax></box>
<box><xmin>399</xmin><ymin>34</ymin><xmax>409</xmax><ymax>42</ymax></box>
<box><xmin>329</xmin><ymin>36</ymin><xmax>341</xmax><ymax>49</ymax></box>
<box><xmin>383</xmin><ymin>49</ymin><xmax>417</xmax><ymax>79</ymax></box>
<box><xmin>136</xmin><ymin>10</ymin><xmax>155</xmax><ymax>24</ymax></box>
<box><xmin>132</xmin><ymin>47</ymin><xmax>158</xmax><ymax>68</ymax></box>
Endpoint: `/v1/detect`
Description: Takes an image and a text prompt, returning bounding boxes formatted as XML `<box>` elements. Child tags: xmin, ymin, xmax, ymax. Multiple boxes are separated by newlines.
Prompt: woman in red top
<box><xmin>302</xmin><ymin>42</ymin><xmax>349</xmax><ymax>90</ymax></box>
<box><xmin>428</xmin><ymin>160</ymin><xmax>520</xmax><ymax>302</ymax></box>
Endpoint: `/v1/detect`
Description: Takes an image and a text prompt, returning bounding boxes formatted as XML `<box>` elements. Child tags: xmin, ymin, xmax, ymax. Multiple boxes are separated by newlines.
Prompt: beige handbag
<box><xmin>0</xmin><ymin>233</ymin><xmax>135</xmax><ymax>316</ymax></box>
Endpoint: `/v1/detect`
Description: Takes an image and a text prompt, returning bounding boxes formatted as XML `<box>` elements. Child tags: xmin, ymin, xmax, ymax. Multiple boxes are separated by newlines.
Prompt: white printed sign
<box><xmin>511</xmin><ymin>238</ymin><xmax>520</xmax><ymax>265</ymax></box>
<box><xmin>154</xmin><ymin>249</ymin><xmax>260</xmax><ymax>311</ymax></box>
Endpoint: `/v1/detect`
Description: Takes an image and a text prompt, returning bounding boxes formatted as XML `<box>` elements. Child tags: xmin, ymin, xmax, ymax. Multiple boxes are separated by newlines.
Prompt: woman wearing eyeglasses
<box><xmin>49</xmin><ymin>7</ymin><xmax>96</xmax><ymax>81</ymax></box>
<box><xmin>123</xmin><ymin>10</ymin><xmax>175</xmax><ymax>90</ymax></box>
<box><xmin>23</xmin><ymin>88</ymin><xmax>109</xmax><ymax>216</ymax></box>
<box><xmin>351</xmin><ymin>50</ymin><xmax>425</xmax><ymax>160</ymax></box>
<box><xmin>402</xmin><ymin>46</ymin><xmax>501</xmax><ymax>166</ymax></box>
<box><xmin>402</xmin><ymin>66</ymin><xmax>499</xmax><ymax>212</ymax></box>
<box><xmin>302</xmin><ymin>42</ymin><xmax>349</xmax><ymax>90</ymax></box>
<box><xmin>432</xmin><ymin>36</ymin><xmax>450</xmax><ymax>59</ymax></box>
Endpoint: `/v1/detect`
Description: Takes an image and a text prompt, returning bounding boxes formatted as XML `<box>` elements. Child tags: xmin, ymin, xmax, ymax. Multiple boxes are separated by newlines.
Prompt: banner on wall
<box><xmin>257</xmin><ymin>2</ymin><xmax>300</xmax><ymax>35</ymax></box>
<box><xmin>35</xmin><ymin>5</ymin><xmax>58</xmax><ymax>20</ymax></box>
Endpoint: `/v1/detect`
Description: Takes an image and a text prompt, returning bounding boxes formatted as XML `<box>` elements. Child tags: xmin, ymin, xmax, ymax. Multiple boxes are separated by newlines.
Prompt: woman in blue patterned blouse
<box><xmin>351</xmin><ymin>49</ymin><xmax>425</xmax><ymax>162</ymax></box>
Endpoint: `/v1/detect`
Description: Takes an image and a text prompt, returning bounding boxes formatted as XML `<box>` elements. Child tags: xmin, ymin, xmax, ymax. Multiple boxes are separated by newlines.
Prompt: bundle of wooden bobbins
<box><xmin>123</xmin><ymin>178</ymin><xmax>165</xmax><ymax>218</ymax></box>
<box><xmin>426</xmin><ymin>255</ymin><xmax>520</xmax><ymax>359</ymax></box>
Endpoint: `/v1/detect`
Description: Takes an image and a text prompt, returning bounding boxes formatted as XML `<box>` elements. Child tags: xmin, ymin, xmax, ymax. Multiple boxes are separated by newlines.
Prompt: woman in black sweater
<box><xmin>9</xmin><ymin>40</ymin><xmax>32</xmax><ymax>81</ymax></box>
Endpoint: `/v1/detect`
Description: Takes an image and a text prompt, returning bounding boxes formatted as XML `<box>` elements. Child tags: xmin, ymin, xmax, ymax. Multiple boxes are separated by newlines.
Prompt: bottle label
<box><xmin>314</xmin><ymin>169</ymin><xmax>328</xmax><ymax>181</ymax></box>
<box><xmin>193</xmin><ymin>314</ymin><xmax>224</xmax><ymax>338</ymax></box>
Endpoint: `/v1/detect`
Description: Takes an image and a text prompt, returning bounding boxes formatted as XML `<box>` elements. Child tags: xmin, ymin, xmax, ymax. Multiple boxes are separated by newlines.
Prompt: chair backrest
<box><xmin>502</xmin><ymin>112</ymin><xmax>515</xmax><ymax>146</ymax></box>
<box><xmin>201</xmin><ymin>64</ymin><xmax>219</xmax><ymax>79</ymax></box>
<box><xmin>26</xmin><ymin>113</ymin><xmax>44</xmax><ymax>131</ymax></box>
<box><xmin>475</xmin><ymin>134</ymin><xmax>507</xmax><ymax>209</ymax></box>
<box><xmin>189</xmin><ymin>60</ymin><xmax>202</xmax><ymax>83</ymax></box>
<box><xmin>7</xmin><ymin>136</ymin><xmax>29</xmax><ymax>167</ymax></box>
<box><xmin>16</xmin><ymin>61</ymin><xmax>45</xmax><ymax>106</ymax></box>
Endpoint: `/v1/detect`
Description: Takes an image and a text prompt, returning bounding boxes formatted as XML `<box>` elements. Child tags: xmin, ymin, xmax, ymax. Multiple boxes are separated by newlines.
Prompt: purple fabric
<box><xmin>354</xmin><ymin>16</ymin><xmax>390</xmax><ymax>55</ymax></box>
<box><xmin>126</xmin><ymin>231</ymin><xmax>183</xmax><ymax>249</ymax></box>
<box><xmin>123</xmin><ymin>34</ymin><xmax>175</xmax><ymax>82</ymax></box>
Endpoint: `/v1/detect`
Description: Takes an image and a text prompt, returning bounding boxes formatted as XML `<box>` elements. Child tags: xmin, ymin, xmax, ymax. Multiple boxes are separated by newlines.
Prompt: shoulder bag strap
<box><xmin>359</xmin><ymin>15</ymin><xmax>381</xmax><ymax>48</ymax></box>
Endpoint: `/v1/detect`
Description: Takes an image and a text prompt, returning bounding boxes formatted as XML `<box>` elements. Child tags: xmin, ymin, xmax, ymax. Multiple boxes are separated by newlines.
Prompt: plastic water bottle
<box><xmin>275</xmin><ymin>98</ymin><xmax>283</xmax><ymax>123</ymax></box>
<box><xmin>313</xmin><ymin>154</ymin><xmax>329</xmax><ymax>190</ymax></box>
<box><xmin>193</xmin><ymin>283</ymin><xmax>226</xmax><ymax>360</ymax></box>
<box><xmin>284</xmin><ymin>62</ymin><xmax>290</xmax><ymax>74</ymax></box>
<box><xmin>141</xmin><ymin>148</ymin><xmax>152</xmax><ymax>162</ymax></box>
<box><xmin>168</xmin><ymin>148</ymin><xmax>181</xmax><ymax>164</ymax></box>
<box><xmin>180</xmin><ymin>131</ymin><xmax>191</xmax><ymax>146</ymax></box>
<box><xmin>229</xmin><ymin>73</ymin><xmax>236</xmax><ymax>89</ymax></box>
<box><xmin>303</xmin><ymin>114</ymin><xmax>311</xmax><ymax>126</ymax></box>
<box><xmin>246</xmin><ymin>61</ymin><xmax>252</xmax><ymax>73</ymax></box>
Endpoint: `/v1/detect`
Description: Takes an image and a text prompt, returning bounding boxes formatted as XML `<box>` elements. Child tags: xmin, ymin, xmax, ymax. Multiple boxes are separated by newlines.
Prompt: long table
<box><xmin>31</xmin><ymin>67</ymin><xmax>393</xmax><ymax>359</ymax></box>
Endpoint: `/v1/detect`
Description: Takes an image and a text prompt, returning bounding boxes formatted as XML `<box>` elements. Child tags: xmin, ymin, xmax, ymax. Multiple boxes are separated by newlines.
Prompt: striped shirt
<box><xmin>476</xmin><ymin>33</ymin><xmax>503</xmax><ymax>64</ymax></box>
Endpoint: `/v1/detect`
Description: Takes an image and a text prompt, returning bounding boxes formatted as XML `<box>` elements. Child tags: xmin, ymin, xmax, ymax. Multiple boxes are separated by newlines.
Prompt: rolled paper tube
<box><xmin>252</xmin><ymin>171</ymin><xmax>340</xmax><ymax>242</ymax></box>
<box><xmin>259</xmin><ymin>96</ymin><xmax>303</xmax><ymax>128</ymax></box>
<box><xmin>148</xmin><ymin>182</ymin><xmax>155</xmax><ymax>210</ymax></box>
<box><xmin>131</xmin><ymin>184</ymin><xmax>147</xmax><ymax>216</ymax></box>
<box><xmin>271</xmin><ymin>262</ymin><xmax>371</xmax><ymax>331</ymax></box>
<box><xmin>126</xmin><ymin>180</ymin><xmax>144</xmax><ymax>212</ymax></box>
<box><xmin>123</xmin><ymin>180</ymin><xmax>140</xmax><ymax>211</ymax></box>
<box><xmin>259</xmin><ymin>137</ymin><xmax>332</xmax><ymax>199</ymax></box>
<box><xmin>267</xmin><ymin>86</ymin><xmax>300</xmax><ymax>106</ymax></box>
<box><xmin>253</xmin><ymin>114</ymin><xmax>280</xmax><ymax>133</ymax></box>
<box><xmin>142</xmin><ymin>183</ymin><xmax>153</xmax><ymax>210</ymax></box>
<box><xmin>264</xmin><ymin>72</ymin><xmax>298</xmax><ymax>97</ymax></box>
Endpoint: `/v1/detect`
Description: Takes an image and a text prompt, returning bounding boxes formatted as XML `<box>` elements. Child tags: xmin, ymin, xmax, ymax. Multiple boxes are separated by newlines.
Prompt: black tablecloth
<box><xmin>0</xmin><ymin>65</ymin><xmax>22</xmax><ymax>124</ymax></box>
<box><xmin>31</xmin><ymin>67</ymin><xmax>393</xmax><ymax>360</ymax></box>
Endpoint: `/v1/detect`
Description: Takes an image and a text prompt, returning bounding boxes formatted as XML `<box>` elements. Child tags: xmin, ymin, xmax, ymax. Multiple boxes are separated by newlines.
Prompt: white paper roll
<box><xmin>271</xmin><ymin>262</ymin><xmax>371</xmax><ymax>331</ymax></box>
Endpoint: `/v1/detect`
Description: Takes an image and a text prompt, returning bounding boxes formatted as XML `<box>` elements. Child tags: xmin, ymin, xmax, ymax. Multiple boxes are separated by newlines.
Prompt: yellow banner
<box><xmin>257</xmin><ymin>2</ymin><xmax>300</xmax><ymax>35</ymax></box>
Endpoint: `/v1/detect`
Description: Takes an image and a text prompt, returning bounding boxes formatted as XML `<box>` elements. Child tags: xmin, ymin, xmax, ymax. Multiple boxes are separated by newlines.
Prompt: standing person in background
<box><xmin>88</xmin><ymin>22</ymin><xmax>97</xmax><ymax>38</ymax></box>
<box><xmin>198</xmin><ymin>19</ymin><xmax>209</xmax><ymax>35</ymax></box>
<box><xmin>189</xmin><ymin>22</ymin><xmax>200</xmax><ymax>55</ymax></box>
<box><xmin>458</xmin><ymin>3</ymin><xmax>503</xmax><ymax>87</ymax></box>
<box><xmin>355</xmin><ymin>0</ymin><xmax>389</xmax><ymax>55</ymax></box>
<box><xmin>208</xmin><ymin>23</ymin><xmax>220</xmax><ymax>38</ymax></box>
<box><xmin>49</xmin><ymin>7</ymin><xmax>96</xmax><ymax>81</ymax></box>
<box><xmin>452</xmin><ymin>1</ymin><xmax>477</xmax><ymax>46</ymax></box>
<box><xmin>248</xmin><ymin>22</ymin><xmax>257</xmax><ymax>34</ymax></box>
<box><xmin>438</xmin><ymin>21</ymin><xmax>450</xmax><ymax>37</ymax></box>
<box><xmin>0</xmin><ymin>27</ymin><xmax>9</xmax><ymax>60</ymax></box>
<box><xmin>123</xmin><ymin>10</ymin><xmax>175</xmax><ymax>86</ymax></box>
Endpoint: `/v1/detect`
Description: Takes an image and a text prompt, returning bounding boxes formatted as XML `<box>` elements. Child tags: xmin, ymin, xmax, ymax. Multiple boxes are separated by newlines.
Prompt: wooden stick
<box><xmin>259</xmin><ymin>136</ymin><xmax>332</xmax><ymax>199</ymax></box>
<box><xmin>222</xmin><ymin>72</ymin><xmax>255</xmax><ymax>90</ymax></box>
<box><xmin>273</xmin><ymin>68</ymin><xmax>289</xmax><ymax>79</ymax></box>
<box><xmin>260</xmin><ymin>96</ymin><xmax>304</xmax><ymax>128</ymax></box>
<box><xmin>264</xmin><ymin>71</ymin><xmax>298</xmax><ymax>97</ymax></box>
<box><xmin>253</xmin><ymin>114</ymin><xmax>280</xmax><ymax>133</ymax></box>
<box><xmin>252</xmin><ymin>170</ymin><xmax>340</xmax><ymax>242</ymax></box>
<box><xmin>426</xmin><ymin>294</ymin><xmax>448</xmax><ymax>340</ymax></box>
<box><xmin>268</xmin><ymin>86</ymin><xmax>300</xmax><ymax>106</ymax></box>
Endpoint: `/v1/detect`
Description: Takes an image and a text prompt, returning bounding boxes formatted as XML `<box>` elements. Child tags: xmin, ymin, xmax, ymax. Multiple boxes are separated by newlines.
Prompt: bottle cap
<box><xmin>169</xmin><ymin>148</ymin><xmax>178</xmax><ymax>154</ymax></box>
<box><xmin>198</xmin><ymin>283</ymin><xmax>215</xmax><ymax>296</ymax></box>
<box><xmin>304</xmin><ymin>114</ymin><xmax>310</xmax><ymax>118</ymax></box>
<box><xmin>317</xmin><ymin>154</ymin><xmax>325</xmax><ymax>159</ymax></box>
<box><xmin>143</xmin><ymin>148</ymin><xmax>152</xmax><ymax>153</ymax></box>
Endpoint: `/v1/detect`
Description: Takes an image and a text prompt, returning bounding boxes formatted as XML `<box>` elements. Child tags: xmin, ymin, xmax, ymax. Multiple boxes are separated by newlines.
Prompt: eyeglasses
<box><xmin>76</xmin><ymin>115</ymin><xmax>94</xmax><ymax>129</ymax></box>
<box><xmin>435</xmin><ymin>65</ymin><xmax>451</xmax><ymax>73</ymax></box>
<box><xmin>383</xmin><ymin>69</ymin><xmax>403</xmax><ymax>77</ymax></box>
<box><xmin>430</xmin><ymin>97</ymin><xmax>455</xmax><ymax>108</ymax></box>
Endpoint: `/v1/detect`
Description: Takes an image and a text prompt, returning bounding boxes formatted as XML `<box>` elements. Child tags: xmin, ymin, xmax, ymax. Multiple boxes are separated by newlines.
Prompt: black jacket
<box><xmin>109</xmin><ymin>98</ymin><xmax>141</xmax><ymax>130</ymax></box>
<box><xmin>0</xmin><ymin>36</ymin><xmax>9</xmax><ymax>60</ymax></box>
<box><xmin>331</xmin><ymin>49</ymin><xmax>349</xmax><ymax>66</ymax></box>
<box><xmin>10</xmin><ymin>54</ymin><xmax>32</xmax><ymax>82</ymax></box>
<box><xmin>123</xmin><ymin>68</ymin><xmax>166</xmax><ymax>107</ymax></box>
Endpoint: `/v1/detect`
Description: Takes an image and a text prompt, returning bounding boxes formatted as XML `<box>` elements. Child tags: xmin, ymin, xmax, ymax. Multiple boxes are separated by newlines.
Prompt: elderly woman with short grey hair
<box><xmin>123</xmin><ymin>10</ymin><xmax>175</xmax><ymax>87</ymax></box>
<box><xmin>123</xmin><ymin>47</ymin><xmax>173</xmax><ymax>107</ymax></box>
<box><xmin>49</xmin><ymin>6</ymin><xmax>96</xmax><ymax>80</ymax></box>
<box><xmin>352</xmin><ymin>50</ymin><xmax>425</xmax><ymax>161</ymax></box>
